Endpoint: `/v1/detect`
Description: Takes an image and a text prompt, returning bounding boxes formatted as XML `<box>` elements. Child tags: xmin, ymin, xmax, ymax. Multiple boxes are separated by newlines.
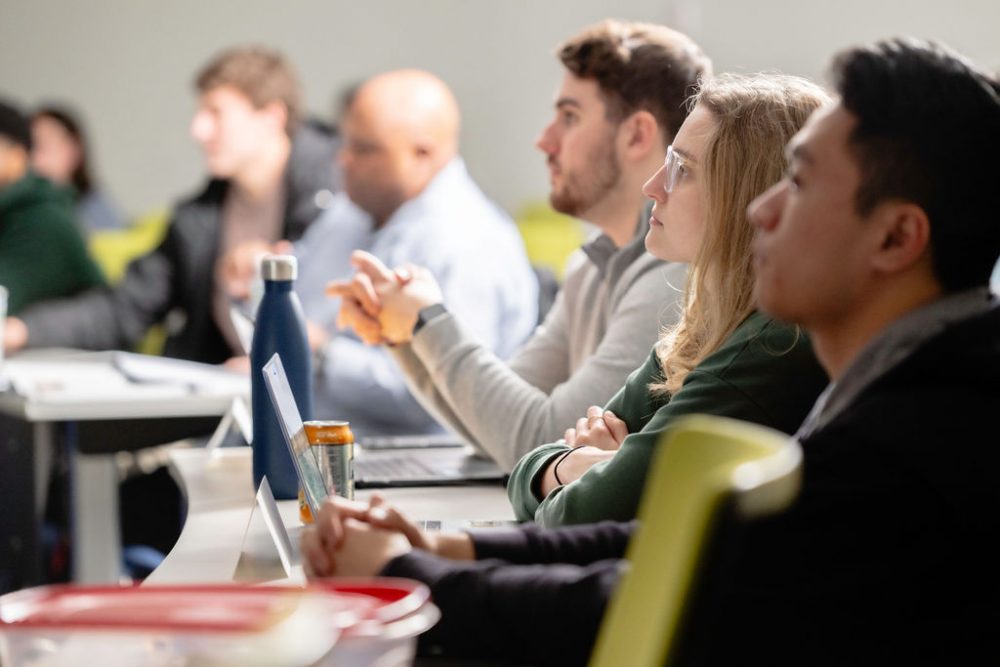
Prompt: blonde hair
<box><xmin>652</xmin><ymin>73</ymin><xmax>829</xmax><ymax>396</ymax></box>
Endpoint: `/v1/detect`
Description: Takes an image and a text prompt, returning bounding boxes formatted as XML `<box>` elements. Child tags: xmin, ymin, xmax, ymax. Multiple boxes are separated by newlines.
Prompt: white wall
<box><xmin>1</xmin><ymin>0</ymin><xmax>998</xmax><ymax>219</ymax></box>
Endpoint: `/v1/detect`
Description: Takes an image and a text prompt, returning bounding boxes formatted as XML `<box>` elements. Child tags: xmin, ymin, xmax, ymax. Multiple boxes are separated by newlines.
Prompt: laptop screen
<box><xmin>261</xmin><ymin>353</ymin><xmax>327</xmax><ymax>515</ymax></box>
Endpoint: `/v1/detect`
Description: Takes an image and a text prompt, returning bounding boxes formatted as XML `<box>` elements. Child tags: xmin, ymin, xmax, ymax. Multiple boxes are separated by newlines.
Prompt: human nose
<box><xmin>748</xmin><ymin>181</ymin><xmax>786</xmax><ymax>231</ymax></box>
<box><xmin>535</xmin><ymin>119</ymin><xmax>558</xmax><ymax>155</ymax></box>
<box><xmin>189</xmin><ymin>110</ymin><xmax>212</xmax><ymax>143</ymax></box>
<box><xmin>642</xmin><ymin>162</ymin><xmax>668</xmax><ymax>203</ymax></box>
<box><xmin>337</xmin><ymin>145</ymin><xmax>352</xmax><ymax>168</ymax></box>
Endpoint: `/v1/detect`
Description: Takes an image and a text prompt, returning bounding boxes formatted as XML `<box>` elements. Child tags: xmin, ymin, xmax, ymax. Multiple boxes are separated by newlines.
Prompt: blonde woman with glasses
<box><xmin>506</xmin><ymin>73</ymin><xmax>831</xmax><ymax>526</ymax></box>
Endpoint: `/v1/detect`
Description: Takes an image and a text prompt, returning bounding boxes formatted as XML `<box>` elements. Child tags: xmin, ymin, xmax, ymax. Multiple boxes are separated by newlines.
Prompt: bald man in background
<box><xmin>238</xmin><ymin>69</ymin><xmax>538</xmax><ymax>437</ymax></box>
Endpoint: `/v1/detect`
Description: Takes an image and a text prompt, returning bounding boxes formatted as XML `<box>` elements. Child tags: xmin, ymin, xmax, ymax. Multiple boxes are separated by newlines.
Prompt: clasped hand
<box><xmin>564</xmin><ymin>405</ymin><xmax>628</xmax><ymax>451</ymax></box>
<box><xmin>539</xmin><ymin>406</ymin><xmax>628</xmax><ymax>496</ymax></box>
<box><xmin>300</xmin><ymin>494</ymin><xmax>429</xmax><ymax>579</ymax></box>
<box><xmin>325</xmin><ymin>250</ymin><xmax>443</xmax><ymax>345</ymax></box>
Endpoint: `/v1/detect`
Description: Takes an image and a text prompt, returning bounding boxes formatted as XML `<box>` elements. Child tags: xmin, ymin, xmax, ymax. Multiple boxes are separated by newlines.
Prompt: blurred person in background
<box><xmin>221</xmin><ymin>69</ymin><xmax>538</xmax><ymax>439</ymax></box>
<box><xmin>3</xmin><ymin>45</ymin><xmax>338</xmax><ymax>363</ymax></box>
<box><xmin>30</xmin><ymin>104</ymin><xmax>127</xmax><ymax>234</ymax></box>
<box><xmin>1</xmin><ymin>47</ymin><xmax>339</xmax><ymax>579</ymax></box>
<box><xmin>0</xmin><ymin>97</ymin><xmax>104</xmax><ymax>316</ymax></box>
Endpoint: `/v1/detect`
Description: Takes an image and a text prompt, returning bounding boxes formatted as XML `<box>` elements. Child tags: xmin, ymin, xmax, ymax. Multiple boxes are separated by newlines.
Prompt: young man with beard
<box><xmin>330</xmin><ymin>20</ymin><xmax>711</xmax><ymax>469</ymax></box>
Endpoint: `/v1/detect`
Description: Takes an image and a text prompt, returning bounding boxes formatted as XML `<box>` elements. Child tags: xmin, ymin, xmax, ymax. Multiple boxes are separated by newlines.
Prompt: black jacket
<box><xmin>382</xmin><ymin>302</ymin><xmax>1000</xmax><ymax>666</ymax></box>
<box><xmin>21</xmin><ymin>122</ymin><xmax>338</xmax><ymax>363</ymax></box>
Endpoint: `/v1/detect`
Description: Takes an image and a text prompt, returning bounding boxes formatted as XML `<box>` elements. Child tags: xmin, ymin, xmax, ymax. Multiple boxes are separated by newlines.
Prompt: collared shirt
<box><xmin>796</xmin><ymin>287</ymin><xmax>995</xmax><ymax>439</ymax></box>
<box><xmin>580</xmin><ymin>202</ymin><xmax>653</xmax><ymax>281</ymax></box>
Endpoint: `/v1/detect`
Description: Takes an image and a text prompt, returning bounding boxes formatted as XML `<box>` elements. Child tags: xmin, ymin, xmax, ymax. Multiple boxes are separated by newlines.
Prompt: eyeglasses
<box><xmin>663</xmin><ymin>145</ymin><xmax>689</xmax><ymax>194</ymax></box>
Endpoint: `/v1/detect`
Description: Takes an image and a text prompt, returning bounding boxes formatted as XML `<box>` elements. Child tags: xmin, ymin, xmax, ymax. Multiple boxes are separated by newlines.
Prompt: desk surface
<box><xmin>147</xmin><ymin>447</ymin><xmax>515</xmax><ymax>585</ymax></box>
<box><xmin>0</xmin><ymin>349</ymin><xmax>248</xmax><ymax>421</ymax></box>
<box><xmin>0</xmin><ymin>349</ymin><xmax>249</xmax><ymax>588</ymax></box>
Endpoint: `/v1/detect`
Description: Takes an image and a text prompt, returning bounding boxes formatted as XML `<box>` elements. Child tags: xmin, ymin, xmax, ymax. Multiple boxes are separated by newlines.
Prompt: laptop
<box><xmin>262</xmin><ymin>353</ymin><xmax>505</xmax><ymax>494</ymax></box>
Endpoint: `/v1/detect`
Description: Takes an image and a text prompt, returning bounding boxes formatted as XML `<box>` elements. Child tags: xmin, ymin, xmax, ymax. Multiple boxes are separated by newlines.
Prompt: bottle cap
<box><xmin>261</xmin><ymin>254</ymin><xmax>298</xmax><ymax>281</ymax></box>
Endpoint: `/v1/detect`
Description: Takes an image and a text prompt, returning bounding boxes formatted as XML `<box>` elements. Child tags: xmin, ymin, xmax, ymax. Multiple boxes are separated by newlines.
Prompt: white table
<box><xmin>147</xmin><ymin>447</ymin><xmax>515</xmax><ymax>585</ymax></box>
<box><xmin>0</xmin><ymin>350</ymin><xmax>248</xmax><ymax>588</ymax></box>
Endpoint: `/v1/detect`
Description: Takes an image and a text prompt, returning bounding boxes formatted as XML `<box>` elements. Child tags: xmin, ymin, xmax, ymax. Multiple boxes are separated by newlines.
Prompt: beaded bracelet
<box><xmin>553</xmin><ymin>447</ymin><xmax>580</xmax><ymax>486</ymax></box>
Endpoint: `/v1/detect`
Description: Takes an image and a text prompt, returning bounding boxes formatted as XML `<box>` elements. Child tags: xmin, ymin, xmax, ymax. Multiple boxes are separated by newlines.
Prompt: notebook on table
<box><xmin>262</xmin><ymin>353</ymin><xmax>505</xmax><ymax>497</ymax></box>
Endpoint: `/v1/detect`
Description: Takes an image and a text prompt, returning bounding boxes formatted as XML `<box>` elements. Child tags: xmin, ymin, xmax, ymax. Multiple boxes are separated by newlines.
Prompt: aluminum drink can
<box><xmin>303</xmin><ymin>420</ymin><xmax>354</xmax><ymax>501</ymax></box>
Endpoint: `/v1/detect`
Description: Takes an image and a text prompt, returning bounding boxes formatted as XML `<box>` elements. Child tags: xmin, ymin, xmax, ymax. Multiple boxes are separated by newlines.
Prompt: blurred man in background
<box><xmin>3</xmin><ymin>46</ymin><xmax>338</xmax><ymax>363</ymax></box>
<box><xmin>0</xmin><ymin>46</ymin><xmax>339</xmax><ymax>579</ymax></box>
<box><xmin>224</xmin><ymin>69</ymin><xmax>538</xmax><ymax>438</ymax></box>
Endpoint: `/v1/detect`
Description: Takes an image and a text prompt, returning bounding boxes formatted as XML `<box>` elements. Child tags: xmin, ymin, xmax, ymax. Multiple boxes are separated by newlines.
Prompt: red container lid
<box><xmin>0</xmin><ymin>579</ymin><xmax>430</xmax><ymax>635</ymax></box>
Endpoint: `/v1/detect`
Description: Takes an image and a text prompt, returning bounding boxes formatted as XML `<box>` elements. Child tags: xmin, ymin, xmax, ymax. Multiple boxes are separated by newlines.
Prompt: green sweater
<box><xmin>0</xmin><ymin>173</ymin><xmax>104</xmax><ymax>316</ymax></box>
<box><xmin>507</xmin><ymin>311</ymin><xmax>828</xmax><ymax>526</ymax></box>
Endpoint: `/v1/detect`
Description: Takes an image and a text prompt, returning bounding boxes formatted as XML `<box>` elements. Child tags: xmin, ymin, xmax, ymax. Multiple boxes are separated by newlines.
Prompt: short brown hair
<box><xmin>195</xmin><ymin>46</ymin><xmax>301</xmax><ymax>134</ymax></box>
<box><xmin>558</xmin><ymin>19</ymin><xmax>712</xmax><ymax>142</ymax></box>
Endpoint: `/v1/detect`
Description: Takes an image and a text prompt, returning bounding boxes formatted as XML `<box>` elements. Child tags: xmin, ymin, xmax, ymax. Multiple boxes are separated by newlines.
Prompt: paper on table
<box><xmin>3</xmin><ymin>357</ymin><xmax>132</xmax><ymax>400</ymax></box>
<box><xmin>2</xmin><ymin>350</ymin><xmax>248</xmax><ymax>401</ymax></box>
<box><xmin>113</xmin><ymin>351</ymin><xmax>249</xmax><ymax>395</ymax></box>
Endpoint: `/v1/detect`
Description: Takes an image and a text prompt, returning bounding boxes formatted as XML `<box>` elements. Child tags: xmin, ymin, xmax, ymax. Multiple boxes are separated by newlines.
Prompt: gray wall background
<box><xmin>1</xmin><ymin>0</ymin><xmax>998</xmax><ymax>219</ymax></box>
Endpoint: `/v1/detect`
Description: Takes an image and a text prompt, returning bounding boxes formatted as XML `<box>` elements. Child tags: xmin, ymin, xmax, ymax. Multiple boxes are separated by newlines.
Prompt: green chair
<box><xmin>514</xmin><ymin>201</ymin><xmax>587</xmax><ymax>282</ymax></box>
<box><xmin>87</xmin><ymin>208</ymin><xmax>169</xmax><ymax>355</ymax></box>
<box><xmin>588</xmin><ymin>414</ymin><xmax>803</xmax><ymax>667</ymax></box>
<box><xmin>88</xmin><ymin>208</ymin><xmax>169</xmax><ymax>284</ymax></box>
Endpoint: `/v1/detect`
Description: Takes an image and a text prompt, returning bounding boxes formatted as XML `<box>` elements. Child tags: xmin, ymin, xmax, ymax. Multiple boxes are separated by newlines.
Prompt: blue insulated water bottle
<box><xmin>250</xmin><ymin>254</ymin><xmax>313</xmax><ymax>498</ymax></box>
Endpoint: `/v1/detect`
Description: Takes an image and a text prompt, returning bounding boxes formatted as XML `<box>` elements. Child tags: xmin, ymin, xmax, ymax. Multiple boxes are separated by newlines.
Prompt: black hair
<box><xmin>831</xmin><ymin>37</ymin><xmax>1000</xmax><ymax>292</ymax></box>
<box><xmin>31</xmin><ymin>104</ymin><xmax>94</xmax><ymax>195</ymax></box>
<box><xmin>0</xmin><ymin>97</ymin><xmax>31</xmax><ymax>152</ymax></box>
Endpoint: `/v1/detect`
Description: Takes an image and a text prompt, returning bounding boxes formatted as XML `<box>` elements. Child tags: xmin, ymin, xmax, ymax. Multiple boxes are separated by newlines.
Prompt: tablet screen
<box><xmin>262</xmin><ymin>354</ymin><xmax>327</xmax><ymax>515</ymax></box>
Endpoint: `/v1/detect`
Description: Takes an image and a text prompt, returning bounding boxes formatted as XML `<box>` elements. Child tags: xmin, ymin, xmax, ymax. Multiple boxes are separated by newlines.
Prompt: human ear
<box><xmin>619</xmin><ymin>110</ymin><xmax>659</xmax><ymax>159</ymax></box>
<box><xmin>870</xmin><ymin>201</ymin><xmax>931</xmax><ymax>274</ymax></box>
<box><xmin>261</xmin><ymin>100</ymin><xmax>288</xmax><ymax>133</ymax></box>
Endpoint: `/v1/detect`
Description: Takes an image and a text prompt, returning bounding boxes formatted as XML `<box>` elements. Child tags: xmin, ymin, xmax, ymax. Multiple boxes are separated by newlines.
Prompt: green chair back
<box><xmin>88</xmin><ymin>208</ymin><xmax>169</xmax><ymax>284</ymax></box>
<box><xmin>87</xmin><ymin>208</ymin><xmax>169</xmax><ymax>355</ymax></box>
<box><xmin>589</xmin><ymin>414</ymin><xmax>802</xmax><ymax>667</ymax></box>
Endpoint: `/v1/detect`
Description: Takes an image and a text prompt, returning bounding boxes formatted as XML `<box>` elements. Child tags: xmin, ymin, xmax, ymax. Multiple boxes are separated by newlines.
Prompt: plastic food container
<box><xmin>318</xmin><ymin>579</ymin><xmax>441</xmax><ymax>667</ymax></box>
<box><xmin>0</xmin><ymin>578</ymin><xmax>438</xmax><ymax>667</ymax></box>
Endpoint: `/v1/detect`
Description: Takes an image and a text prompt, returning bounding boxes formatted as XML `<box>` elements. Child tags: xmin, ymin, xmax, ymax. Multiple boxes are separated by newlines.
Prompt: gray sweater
<box><xmin>389</xmin><ymin>219</ymin><xmax>687</xmax><ymax>470</ymax></box>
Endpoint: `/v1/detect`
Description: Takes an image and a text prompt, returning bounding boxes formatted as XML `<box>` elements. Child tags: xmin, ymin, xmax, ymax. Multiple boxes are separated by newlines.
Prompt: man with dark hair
<box><xmin>0</xmin><ymin>98</ymin><xmax>104</xmax><ymax>315</ymax></box>
<box><xmin>331</xmin><ymin>20</ymin><xmax>709</xmax><ymax>468</ymax></box>
<box><xmin>302</xmin><ymin>38</ymin><xmax>1000</xmax><ymax>665</ymax></box>
<box><xmin>3</xmin><ymin>46</ymin><xmax>338</xmax><ymax>363</ymax></box>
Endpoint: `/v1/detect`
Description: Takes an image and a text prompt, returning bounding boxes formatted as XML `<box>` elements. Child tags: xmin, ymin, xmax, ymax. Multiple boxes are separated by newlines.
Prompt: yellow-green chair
<box><xmin>87</xmin><ymin>208</ymin><xmax>169</xmax><ymax>284</ymax></box>
<box><xmin>87</xmin><ymin>208</ymin><xmax>170</xmax><ymax>355</ymax></box>
<box><xmin>515</xmin><ymin>201</ymin><xmax>587</xmax><ymax>282</ymax></box>
<box><xmin>589</xmin><ymin>414</ymin><xmax>803</xmax><ymax>667</ymax></box>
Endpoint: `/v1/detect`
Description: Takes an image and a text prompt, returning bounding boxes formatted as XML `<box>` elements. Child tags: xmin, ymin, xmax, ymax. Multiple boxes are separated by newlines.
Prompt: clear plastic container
<box><xmin>0</xmin><ymin>578</ymin><xmax>438</xmax><ymax>667</ymax></box>
<box><xmin>318</xmin><ymin>579</ymin><xmax>441</xmax><ymax>666</ymax></box>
